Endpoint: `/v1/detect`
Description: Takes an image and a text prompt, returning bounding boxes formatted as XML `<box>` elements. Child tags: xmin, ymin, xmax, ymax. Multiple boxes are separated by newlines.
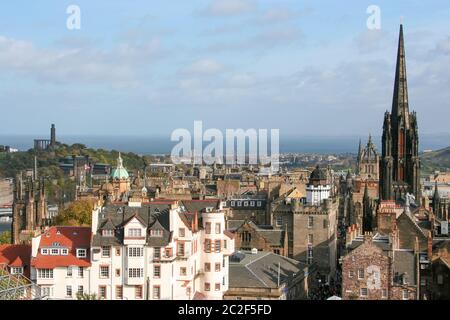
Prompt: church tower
<box><xmin>380</xmin><ymin>25</ymin><xmax>421</xmax><ymax>204</ymax></box>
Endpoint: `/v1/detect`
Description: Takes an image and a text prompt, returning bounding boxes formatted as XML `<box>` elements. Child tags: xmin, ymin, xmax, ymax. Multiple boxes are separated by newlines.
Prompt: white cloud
<box><xmin>0</xmin><ymin>35</ymin><xmax>163</xmax><ymax>86</ymax></box>
<box><xmin>203</xmin><ymin>0</ymin><xmax>257</xmax><ymax>17</ymax></box>
<box><xmin>182</xmin><ymin>58</ymin><xmax>224</xmax><ymax>76</ymax></box>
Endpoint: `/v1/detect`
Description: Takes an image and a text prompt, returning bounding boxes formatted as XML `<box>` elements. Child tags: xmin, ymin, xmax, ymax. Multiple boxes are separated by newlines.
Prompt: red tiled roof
<box><xmin>0</xmin><ymin>244</ymin><xmax>31</xmax><ymax>278</ymax></box>
<box><xmin>31</xmin><ymin>226</ymin><xmax>92</xmax><ymax>269</ymax></box>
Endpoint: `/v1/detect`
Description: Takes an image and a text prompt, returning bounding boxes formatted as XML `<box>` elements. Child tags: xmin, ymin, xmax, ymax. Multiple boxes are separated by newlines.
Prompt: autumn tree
<box><xmin>54</xmin><ymin>199</ymin><xmax>95</xmax><ymax>226</ymax></box>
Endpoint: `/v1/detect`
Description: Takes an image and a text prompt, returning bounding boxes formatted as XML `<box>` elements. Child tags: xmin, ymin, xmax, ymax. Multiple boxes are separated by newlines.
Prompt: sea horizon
<box><xmin>1</xmin><ymin>133</ymin><xmax>449</xmax><ymax>155</ymax></box>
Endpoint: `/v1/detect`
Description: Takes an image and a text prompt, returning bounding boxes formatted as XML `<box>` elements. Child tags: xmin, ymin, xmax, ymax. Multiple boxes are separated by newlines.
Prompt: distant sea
<box><xmin>0</xmin><ymin>133</ymin><xmax>449</xmax><ymax>155</ymax></box>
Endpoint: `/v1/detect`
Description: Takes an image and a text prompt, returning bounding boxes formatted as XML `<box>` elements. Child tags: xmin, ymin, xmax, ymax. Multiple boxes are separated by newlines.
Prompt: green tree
<box><xmin>0</xmin><ymin>231</ymin><xmax>11</xmax><ymax>244</ymax></box>
<box><xmin>54</xmin><ymin>199</ymin><xmax>95</xmax><ymax>226</ymax></box>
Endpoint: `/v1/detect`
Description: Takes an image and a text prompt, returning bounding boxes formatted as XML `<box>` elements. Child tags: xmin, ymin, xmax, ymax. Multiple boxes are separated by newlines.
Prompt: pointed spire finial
<box><xmin>392</xmin><ymin>23</ymin><xmax>409</xmax><ymax>118</ymax></box>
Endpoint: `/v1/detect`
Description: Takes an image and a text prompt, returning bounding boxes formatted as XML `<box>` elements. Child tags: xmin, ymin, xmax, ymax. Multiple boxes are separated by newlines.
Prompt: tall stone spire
<box><xmin>363</xmin><ymin>183</ymin><xmax>372</xmax><ymax>232</ymax></box>
<box><xmin>392</xmin><ymin>24</ymin><xmax>409</xmax><ymax>123</ymax></box>
<box><xmin>433</xmin><ymin>181</ymin><xmax>441</xmax><ymax>217</ymax></box>
<box><xmin>380</xmin><ymin>24</ymin><xmax>421</xmax><ymax>204</ymax></box>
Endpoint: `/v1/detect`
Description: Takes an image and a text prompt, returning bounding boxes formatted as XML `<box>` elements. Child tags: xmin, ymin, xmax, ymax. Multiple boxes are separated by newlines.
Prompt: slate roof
<box><xmin>228</xmin><ymin>251</ymin><xmax>307</xmax><ymax>289</ymax></box>
<box><xmin>92</xmin><ymin>202</ymin><xmax>173</xmax><ymax>247</ymax></box>
<box><xmin>181</xmin><ymin>199</ymin><xmax>220</xmax><ymax>213</ymax></box>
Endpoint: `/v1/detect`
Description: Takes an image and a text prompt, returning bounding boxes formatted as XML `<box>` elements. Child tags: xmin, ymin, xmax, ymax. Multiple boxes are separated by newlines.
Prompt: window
<box><xmin>402</xmin><ymin>290</ymin><xmax>409</xmax><ymax>300</ymax></box>
<box><xmin>276</xmin><ymin>216</ymin><xmax>283</xmax><ymax>227</ymax></box>
<box><xmin>128</xmin><ymin>228</ymin><xmax>142</xmax><ymax>237</ymax></box>
<box><xmin>154</xmin><ymin>265</ymin><xmax>161</xmax><ymax>278</ymax></box>
<box><xmin>215</xmin><ymin>263</ymin><xmax>221</xmax><ymax>272</ymax></box>
<box><xmin>115</xmin><ymin>247</ymin><xmax>121</xmax><ymax>256</ymax></box>
<box><xmin>215</xmin><ymin>283</ymin><xmax>220</xmax><ymax>291</ymax></box>
<box><xmin>154</xmin><ymin>247</ymin><xmax>161</xmax><ymax>259</ymax></box>
<box><xmin>116</xmin><ymin>286</ymin><xmax>123</xmax><ymax>300</ymax></box>
<box><xmin>244</xmin><ymin>201</ymin><xmax>248</xmax><ymax>207</ymax></box>
<box><xmin>42</xmin><ymin>286</ymin><xmax>53</xmax><ymax>297</ymax></box>
<box><xmin>38</xmin><ymin>269</ymin><xmax>53</xmax><ymax>279</ymax></box>
<box><xmin>215</xmin><ymin>223</ymin><xmax>221</xmax><ymax>234</ymax></box>
<box><xmin>358</xmin><ymin>269</ymin><xmax>365</xmax><ymax>279</ymax></box>
<box><xmin>205</xmin><ymin>222</ymin><xmax>211</xmax><ymax>234</ymax></box>
<box><xmin>78</xmin><ymin>286</ymin><xmax>84</xmax><ymax>296</ymax></box>
<box><xmin>135</xmin><ymin>286</ymin><xmax>143</xmax><ymax>299</ymax></box>
<box><xmin>215</xmin><ymin>240</ymin><xmax>221</xmax><ymax>253</ymax></box>
<box><xmin>308</xmin><ymin>234</ymin><xmax>313</xmax><ymax>244</ymax></box>
<box><xmin>102</xmin><ymin>246</ymin><xmax>111</xmax><ymax>258</ymax></box>
<box><xmin>205</xmin><ymin>239</ymin><xmax>211</xmax><ymax>253</ymax></box>
<box><xmin>41</xmin><ymin>248</ymin><xmax>49</xmax><ymax>255</ymax></box>
<box><xmin>153</xmin><ymin>286</ymin><xmax>160</xmax><ymax>300</ymax></box>
<box><xmin>205</xmin><ymin>283</ymin><xmax>210</xmax><ymax>291</ymax></box>
<box><xmin>78</xmin><ymin>267</ymin><xmax>84</xmax><ymax>277</ymax></box>
<box><xmin>128</xmin><ymin>268</ymin><xmax>143</xmax><ymax>278</ymax></box>
<box><xmin>179</xmin><ymin>228</ymin><xmax>185</xmax><ymax>237</ymax></box>
<box><xmin>66</xmin><ymin>285</ymin><xmax>72</xmax><ymax>297</ymax></box>
<box><xmin>10</xmin><ymin>267</ymin><xmax>23</xmax><ymax>275</ymax></box>
<box><xmin>180</xmin><ymin>267</ymin><xmax>187</xmax><ymax>276</ymax></box>
<box><xmin>103</xmin><ymin>229</ymin><xmax>114</xmax><ymax>237</ymax></box>
<box><xmin>323</xmin><ymin>219</ymin><xmax>329</xmax><ymax>228</ymax></box>
<box><xmin>76</xmin><ymin>249</ymin><xmax>87</xmax><ymax>258</ymax></box>
<box><xmin>99</xmin><ymin>286</ymin><xmax>107</xmax><ymax>300</ymax></box>
<box><xmin>257</xmin><ymin>201</ymin><xmax>262</xmax><ymax>207</ymax></box>
<box><xmin>205</xmin><ymin>263</ymin><xmax>211</xmax><ymax>272</ymax></box>
<box><xmin>382</xmin><ymin>289</ymin><xmax>387</xmax><ymax>298</ymax></box>
<box><xmin>308</xmin><ymin>216</ymin><xmax>314</xmax><ymax>228</ymax></box>
<box><xmin>61</xmin><ymin>248</ymin><xmax>69</xmax><ymax>255</ymax></box>
<box><xmin>128</xmin><ymin>247</ymin><xmax>143</xmax><ymax>257</ymax></box>
<box><xmin>230</xmin><ymin>201</ymin><xmax>235</xmax><ymax>206</ymax></box>
<box><xmin>177</xmin><ymin>243</ymin><xmax>185</xmax><ymax>256</ymax></box>
<box><xmin>307</xmin><ymin>244</ymin><xmax>313</xmax><ymax>264</ymax></box>
<box><xmin>164</xmin><ymin>248</ymin><xmax>172</xmax><ymax>258</ymax></box>
<box><xmin>360</xmin><ymin>288</ymin><xmax>368</xmax><ymax>297</ymax></box>
<box><xmin>437</xmin><ymin>275</ymin><xmax>444</xmax><ymax>285</ymax></box>
<box><xmin>224</xmin><ymin>240</ymin><xmax>227</xmax><ymax>249</ymax></box>
<box><xmin>100</xmin><ymin>266</ymin><xmax>109</xmax><ymax>278</ymax></box>
<box><xmin>67</xmin><ymin>266</ymin><xmax>72</xmax><ymax>277</ymax></box>
<box><xmin>150</xmin><ymin>229</ymin><xmax>163</xmax><ymax>237</ymax></box>
<box><xmin>241</xmin><ymin>231</ymin><xmax>252</xmax><ymax>243</ymax></box>
<box><xmin>51</xmin><ymin>248</ymin><xmax>59</xmax><ymax>255</ymax></box>
<box><xmin>237</xmin><ymin>201</ymin><xmax>242</xmax><ymax>206</ymax></box>
<box><xmin>348</xmin><ymin>270</ymin><xmax>354</xmax><ymax>278</ymax></box>
<box><xmin>115</xmin><ymin>269</ymin><xmax>120</xmax><ymax>277</ymax></box>
<box><xmin>250</xmin><ymin>201</ymin><xmax>255</xmax><ymax>206</ymax></box>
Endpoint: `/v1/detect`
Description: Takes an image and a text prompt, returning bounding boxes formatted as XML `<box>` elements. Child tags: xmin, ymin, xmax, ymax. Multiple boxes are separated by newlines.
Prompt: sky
<box><xmin>0</xmin><ymin>0</ymin><xmax>449</xmax><ymax>139</ymax></box>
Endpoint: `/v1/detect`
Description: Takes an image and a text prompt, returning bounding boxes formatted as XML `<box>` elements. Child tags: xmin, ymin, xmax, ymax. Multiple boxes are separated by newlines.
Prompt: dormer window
<box><xmin>150</xmin><ymin>229</ymin><xmax>163</xmax><ymax>237</ymax></box>
<box><xmin>51</xmin><ymin>248</ymin><xmax>59</xmax><ymax>255</ymax></box>
<box><xmin>41</xmin><ymin>248</ymin><xmax>49</xmax><ymax>255</ymax></box>
<box><xmin>76</xmin><ymin>249</ymin><xmax>87</xmax><ymax>258</ymax></box>
<box><xmin>103</xmin><ymin>229</ymin><xmax>114</xmax><ymax>237</ymax></box>
<box><xmin>61</xmin><ymin>248</ymin><xmax>69</xmax><ymax>255</ymax></box>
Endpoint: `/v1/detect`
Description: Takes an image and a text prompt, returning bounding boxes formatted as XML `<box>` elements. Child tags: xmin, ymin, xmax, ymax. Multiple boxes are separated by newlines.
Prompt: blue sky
<box><xmin>0</xmin><ymin>0</ymin><xmax>449</xmax><ymax>138</ymax></box>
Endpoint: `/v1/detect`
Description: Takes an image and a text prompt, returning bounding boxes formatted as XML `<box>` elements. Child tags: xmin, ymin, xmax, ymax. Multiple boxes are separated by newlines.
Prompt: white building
<box><xmin>306</xmin><ymin>166</ymin><xmax>331</xmax><ymax>205</ymax></box>
<box><xmin>90</xmin><ymin>199</ymin><xmax>235</xmax><ymax>300</ymax></box>
<box><xmin>30</xmin><ymin>226</ymin><xmax>92</xmax><ymax>299</ymax></box>
<box><xmin>30</xmin><ymin>199</ymin><xmax>235</xmax><ymax>300</ymax></box>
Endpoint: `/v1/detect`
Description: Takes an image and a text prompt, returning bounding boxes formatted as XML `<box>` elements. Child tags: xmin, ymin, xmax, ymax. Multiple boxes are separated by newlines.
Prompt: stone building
<box><xmin>272</xmin><ymin>166</ymin><xmax>338</xmax><ymax>282</ymax></box>
<box><xmin>233</xmin><ymin>220</ymin><xmax>288</xmax><ymax>256</ymax></box>
<box><xmin>342</xmin><ymin>232</ymin><xmax>418</xmax><ymax>300</ymax></box>
<box><xmin>357</xmin><ymin>135</ymin><xmax>380</xmax><ymax>181</ymax></box>
<box><xmin>12</xmin><ymin>173</ymin><xmax>48</xmax><ymax>244</ymax></box>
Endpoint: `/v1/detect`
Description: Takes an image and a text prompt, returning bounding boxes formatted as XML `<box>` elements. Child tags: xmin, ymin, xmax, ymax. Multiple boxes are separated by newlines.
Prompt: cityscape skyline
<box><xmin>0</xmin><ymin>1</ymin><xmax>449</xmax><ymax>136</ymax></box>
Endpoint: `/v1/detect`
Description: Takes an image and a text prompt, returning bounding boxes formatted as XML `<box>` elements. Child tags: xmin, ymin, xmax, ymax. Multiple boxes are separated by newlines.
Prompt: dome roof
<box><xmin>309</xmin><ymin>165</ymin><xmax>327</xmax><ymax>181</ymax></box>
<box><xmin>111</xmin><ymin>153</ymin><xmax>129</xmax><ymax>180</ymax></box>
